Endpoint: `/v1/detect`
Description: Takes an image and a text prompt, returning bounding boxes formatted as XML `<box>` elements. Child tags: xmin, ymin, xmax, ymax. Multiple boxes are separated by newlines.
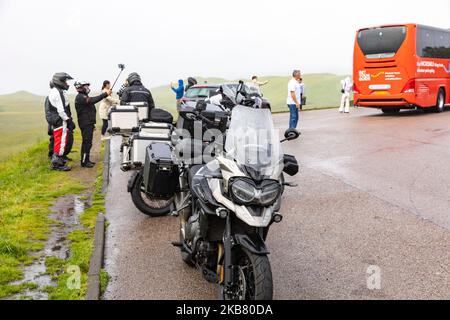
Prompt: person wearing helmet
<box><xmin>120</xmin><ymin>72</ymin><xmax>155</xmax><ymax>118</ymax></box>
<box><xmin>75</xmin><ymin>81</ymin><xmax>111</xmax><ymax>168</ymax></box>
<box><xmin>45</xmin><ymin>72</ymin><xmax>75</xmax><ymax>171</ymax></box>
<box><xmin>185</xmin><ymin>77</ymin><xmax>198</xmax><ymax>92</ymax></box>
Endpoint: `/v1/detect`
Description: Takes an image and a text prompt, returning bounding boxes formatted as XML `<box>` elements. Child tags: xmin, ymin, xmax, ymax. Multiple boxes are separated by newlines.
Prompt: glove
<box><xmin>66</xmin><ymin>119</ymin><xmax>76</xmax><ymax>131</ymax></box>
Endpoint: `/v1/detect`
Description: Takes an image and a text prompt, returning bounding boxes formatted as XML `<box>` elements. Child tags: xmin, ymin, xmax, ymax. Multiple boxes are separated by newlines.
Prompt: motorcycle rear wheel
<box><xmin>130</xmin><ymin>172</ymin><xmax>173</xmax><ymax>217</ymax></box>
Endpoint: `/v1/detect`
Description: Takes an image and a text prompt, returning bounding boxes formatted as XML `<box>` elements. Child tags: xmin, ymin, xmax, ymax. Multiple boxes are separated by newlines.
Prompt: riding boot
<box><xmin>81</xmin><ymin>153</ymin><xmax>94</xmax><ymax>168</ymax></box>
<box><xmin>86</xmin><ymin>152</ymin><xmax>96</xmax><ymax>166</ymax></box>
<box><xmin>51</xmin><ymin>154</ymin><xmax>71</xmax><ymax>171</ymax></box>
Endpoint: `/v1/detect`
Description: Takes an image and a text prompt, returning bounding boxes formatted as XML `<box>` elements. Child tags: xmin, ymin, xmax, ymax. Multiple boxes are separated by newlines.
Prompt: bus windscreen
<box><xmin>357</xmin><ymin>26</ymin><xmax>407</xmax><ymax>59</ymax></box>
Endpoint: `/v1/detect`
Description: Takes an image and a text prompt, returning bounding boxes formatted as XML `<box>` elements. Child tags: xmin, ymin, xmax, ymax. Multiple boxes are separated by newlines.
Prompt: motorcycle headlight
<box><xmin>230</xmin><ymin>179</ymin><xmax>256</xmax><ymax>204</ymax></box>
<box><xmin>259</xmin><ymin>181</ymin><xmax>281</xmax><ymax>206</ymax></box>
<box><xmin>230</xmin><ymin>178</ymin><xmax>281</xmax><ymax>206</ymax></box>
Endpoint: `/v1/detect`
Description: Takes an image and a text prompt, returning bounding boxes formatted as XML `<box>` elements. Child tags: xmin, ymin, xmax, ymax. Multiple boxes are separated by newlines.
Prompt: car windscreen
<box><xmin>357</xmin><ymin>26</ymin><xmax>407</xmax><ymax>59</ymax></box>
<box><xmin>185</xmin><ymin>87</ymin><xmax>219</xmax><ymax>98</ymax></box>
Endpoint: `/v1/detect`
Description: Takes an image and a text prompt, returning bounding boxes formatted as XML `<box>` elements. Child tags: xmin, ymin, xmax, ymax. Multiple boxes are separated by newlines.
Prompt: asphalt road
<box><xmin>104</xmin><ymin>107</ymin><xmax>450</xmax><ymax>300</ymax></box>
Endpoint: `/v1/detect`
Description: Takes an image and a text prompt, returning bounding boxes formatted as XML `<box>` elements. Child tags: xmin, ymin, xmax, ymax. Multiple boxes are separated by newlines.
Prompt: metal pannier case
<box><xmin>128</xmin><ymin>102</ymin><xmax>149</xmax><ymax>122</ymax></box>
<box><xmin>143</xmin><ymin>143</ymin><xmax>179</xmax><ymax>199</ymax></box>
<box><xmin>140</xmin><ymin>122</ymin><xmax>173</xmax><ymax>135</ymax></box>
<box><xmin>109</xmin><ymin>105</ymin><xmax>139</xmax><ymax>134</ymax></box>
<box><xmin>129</xmin><ymin>131</ymin><xmax>172</xmax><ymax>166</ymax></box>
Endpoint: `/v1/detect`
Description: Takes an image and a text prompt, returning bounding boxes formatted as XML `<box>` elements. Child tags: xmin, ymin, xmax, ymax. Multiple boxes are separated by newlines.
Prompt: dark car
<box><xmin>182</xmin><ymin>83</ymin><xmax>271</xmax><ymax>109</ymax></box>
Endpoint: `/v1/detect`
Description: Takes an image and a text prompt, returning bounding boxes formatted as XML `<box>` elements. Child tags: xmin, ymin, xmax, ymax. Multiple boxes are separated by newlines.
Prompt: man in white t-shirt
<box><xmin>286</xmin><ymin>70</ymin><xmax>302</xmax><ymax>129</ymax></box>
<box><xmin>339</xmin><ymin>76</ymin><xmax>353</xmax><ymax>113</ymax></box>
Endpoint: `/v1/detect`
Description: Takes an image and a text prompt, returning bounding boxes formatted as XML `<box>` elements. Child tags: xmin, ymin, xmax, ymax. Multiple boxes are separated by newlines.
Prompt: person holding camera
<box><xmin>45</xmin><ymin>72</ymin><xmax>76</xmax><ymax>171</ymax></box>
<box><xmin>171</xmin><ymin>79</ymin><xmax>185</xmax><ymax>109</ymax></box>
<box><xmin>248</xmin><ymin>75</ymin><xmax>269</xmax><ymax>96</ymax></box>
<box><xmin>75</xmin><ymin>81</ymin><xmax>111</xmax><ymax>168</ymax></box>
<box><xmin>99</xmin><ymin>80</ymin><xmax>119</xmax><ymax>140</ymax></box>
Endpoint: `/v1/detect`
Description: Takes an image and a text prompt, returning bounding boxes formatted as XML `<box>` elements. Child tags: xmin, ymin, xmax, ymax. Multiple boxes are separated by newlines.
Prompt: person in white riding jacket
<box><xmin>45</xmin><ymin>72</ymin><xmax>75</xmax><ymax>171</ymax></box>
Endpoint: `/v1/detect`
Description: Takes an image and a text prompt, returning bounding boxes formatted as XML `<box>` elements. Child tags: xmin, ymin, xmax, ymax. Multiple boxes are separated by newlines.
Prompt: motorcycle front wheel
<box><xmin>221</xmin><ymin>248</ymin><xmax>273</xmax><ymax>300</ymax></box>
<box><xmin>130</xmin><ymin>171</ymin><xmax>173</xmax><ymax>217</ymax></box>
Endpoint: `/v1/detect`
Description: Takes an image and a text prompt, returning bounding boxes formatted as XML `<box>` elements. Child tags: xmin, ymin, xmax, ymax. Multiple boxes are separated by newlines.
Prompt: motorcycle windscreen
<box><xmin>225</xmin><ymin>105</ymin><xmax>284</xmax><ymax>178</ymax></box>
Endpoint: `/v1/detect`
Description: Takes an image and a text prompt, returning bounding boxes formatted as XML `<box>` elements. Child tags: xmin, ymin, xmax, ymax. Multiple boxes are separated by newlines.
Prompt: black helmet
<box><xmin>74</xmin><ymin>81</ymin><xmax>91</xmax><ymax>93</ymax></box>
<box><xmin>127</xmin><ymin>72</ymin><xmax>141</xmax><ymax>85</ymax></box>
<box><xmin>51</xmin><ymin>72</ymin><xmax>73</xmax><ymax>90</ymax></box>
<box><xmin>188</xmin><ymin>77</ymin><xmax>198</xmax><ymax>86</ymax></box>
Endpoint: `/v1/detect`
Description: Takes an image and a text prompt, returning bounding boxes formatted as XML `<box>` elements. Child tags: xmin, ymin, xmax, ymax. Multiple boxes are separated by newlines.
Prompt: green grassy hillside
<box><xmin>0</xmin><ymin>92</ymin><xmax>48</xmax><ymax>161</ymax></box>
<box><xmin>0</xmin><ymin>74</ymin><xmax>347</xmax><ymax>161</ymax></box>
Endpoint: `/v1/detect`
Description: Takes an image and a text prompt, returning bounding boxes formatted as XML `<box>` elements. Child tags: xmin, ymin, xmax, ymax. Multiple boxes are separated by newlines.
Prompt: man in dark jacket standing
<box><xmin>74</xmin><ymin>81</ymin><xmax>111</xmax><ymax>168</ymax></box>
<box><xmin>120</xmin><ymin>73</ymin><xmax>155</xmax><ymax>119</ymax></box>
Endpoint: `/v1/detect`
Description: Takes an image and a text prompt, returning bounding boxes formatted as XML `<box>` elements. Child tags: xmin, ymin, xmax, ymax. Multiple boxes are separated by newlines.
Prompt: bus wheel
<box><xmin>381</xmin><ymin>108</ymin><xmax>400</xmax><ymax>114</ymax></box>
<box><xmin>434</xmin><ymin>89</ymin><xmax>445</xmax><ymax>113</ymax></box>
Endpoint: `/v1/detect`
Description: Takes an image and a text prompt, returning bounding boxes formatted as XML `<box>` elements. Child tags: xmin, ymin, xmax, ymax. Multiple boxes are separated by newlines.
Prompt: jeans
<box><xmin>288</xmin><ymin>104</ymin><xmax>299</xmax><ymax>129</ymax></box>
<box><xmin>101</xmin><ymin>119</ymin><xmax>108</xmax><ymax>135</ymax></box>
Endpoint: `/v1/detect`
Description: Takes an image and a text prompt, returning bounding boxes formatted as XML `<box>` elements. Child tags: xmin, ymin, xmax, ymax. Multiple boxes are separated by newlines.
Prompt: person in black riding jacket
<box><xmin>120</xmin><ymin>72</ymin><xmax>155</xmax><ymax>119</ymax></box>
<box><xmin>74</xmin><ymin>81</ymin><xmax>111</xmax><ymax>168</ymax></box>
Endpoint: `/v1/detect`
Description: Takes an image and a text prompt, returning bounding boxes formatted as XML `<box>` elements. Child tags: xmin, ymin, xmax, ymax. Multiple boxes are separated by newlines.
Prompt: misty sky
<box><xmin>0</xmin><ymin>0</ymin><xmax>449</xmax><ymax>95</ymax></box>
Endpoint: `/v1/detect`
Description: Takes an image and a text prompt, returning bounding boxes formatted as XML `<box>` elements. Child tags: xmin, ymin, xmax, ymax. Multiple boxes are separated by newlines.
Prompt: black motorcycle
<box><xmin>127</xmin><ymin>98</ymin><xmax>230</xmax><ymax>217</ymax></box>
<box><xmin>172</xmin><ymin>84</ymin><xmax>300</xmax><ymax>300</ymax></box>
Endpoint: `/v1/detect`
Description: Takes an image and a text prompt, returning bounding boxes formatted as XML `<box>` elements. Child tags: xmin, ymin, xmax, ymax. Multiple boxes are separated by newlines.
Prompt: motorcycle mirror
<box><xmin>281</xmin><ymin>128</ymin><xmax>301</xmax><ymax>142</ymax></box>
<box><xmin>235</xmin><ymin>81</ymin><xmax>247</xmax><ymax>103</ymax></box>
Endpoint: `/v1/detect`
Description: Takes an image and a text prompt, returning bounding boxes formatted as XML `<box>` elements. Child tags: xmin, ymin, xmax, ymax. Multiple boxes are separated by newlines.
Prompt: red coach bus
<box><xmin>353</xmin><ymin>24</ymin><xmax>450</xmax><ymax>113</ymax></box>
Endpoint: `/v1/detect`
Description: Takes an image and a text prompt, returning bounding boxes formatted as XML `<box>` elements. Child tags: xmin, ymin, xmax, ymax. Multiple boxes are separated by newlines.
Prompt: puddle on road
<box><xmin>10</xmin><ymin>195</ymin><xmax>90</xmax><ymax>300</ymax></box>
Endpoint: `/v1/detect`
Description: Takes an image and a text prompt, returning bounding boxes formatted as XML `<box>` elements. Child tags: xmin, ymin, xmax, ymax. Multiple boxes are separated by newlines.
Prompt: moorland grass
<box><xmin>0</xmin><ymin>139</ymin><xmax>106</xmax><ymax>299</ymax></box>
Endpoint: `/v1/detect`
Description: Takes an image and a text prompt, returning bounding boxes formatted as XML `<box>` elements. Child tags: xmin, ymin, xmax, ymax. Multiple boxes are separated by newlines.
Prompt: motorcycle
<box><xmin>173</xmin><ymin>83</ymin><xmax>300</xmax><ymax>300</ymax></box>
<box><xmin>127</xmin><ymin>91</ymin><xmax>231</xmax><ymax>217</ymax></box>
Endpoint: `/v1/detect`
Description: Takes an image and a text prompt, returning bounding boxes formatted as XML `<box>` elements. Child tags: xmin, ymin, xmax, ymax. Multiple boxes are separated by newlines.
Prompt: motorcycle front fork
<box><xmin>223</xmin><ymin>214</ymin><xmax>234</xmax><ymax>292</ymax></box>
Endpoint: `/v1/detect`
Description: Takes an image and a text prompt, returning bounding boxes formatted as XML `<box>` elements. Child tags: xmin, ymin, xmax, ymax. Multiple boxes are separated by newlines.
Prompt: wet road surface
<box><xmin>104</xmin><ymin>107</ymin><xmax>450</xmax><ymax>300</ymax></box>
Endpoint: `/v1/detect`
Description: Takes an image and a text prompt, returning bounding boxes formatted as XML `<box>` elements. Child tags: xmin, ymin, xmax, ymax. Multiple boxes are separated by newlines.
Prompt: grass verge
<box><xmin>0</xmin><ymin>141</ymin><xmax>84</xmax><ymax>298</ymax></box>
<box><xmin>44</xmin><ymin>142</ymin><xmax>107</xmax><ymax>300</ymax></box>
<box><xmin>0</xmin><ymin>134</ymin><xmax>108</xmax><ymax>299</ymax></box>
